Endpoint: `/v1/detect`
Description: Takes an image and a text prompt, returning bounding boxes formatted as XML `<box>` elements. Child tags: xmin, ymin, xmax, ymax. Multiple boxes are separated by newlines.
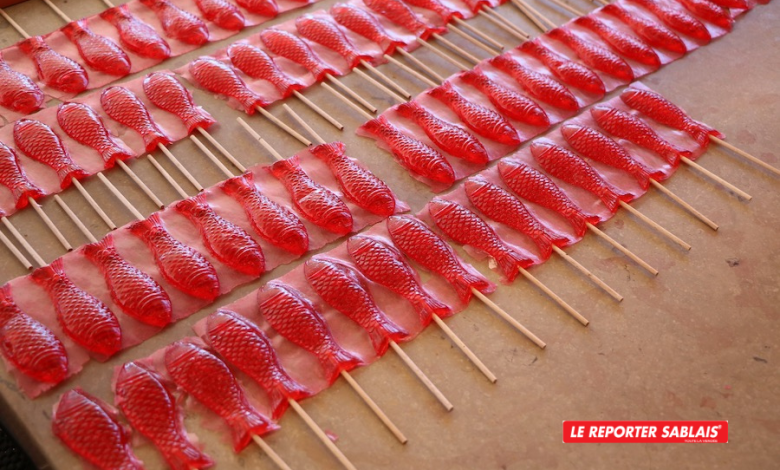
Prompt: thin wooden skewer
<box><xmin>394</xmin><ymin>49</ymin><xmax>446</xmax><ymax>82</ymax></box>
<box><xmin>196</xmin><ymin>127</ymin><xmax>248</xmax><ymax>173</ymax></box>
<box><xmin>287</xmin><ymin>399</ymin><xmax>358</xmax><ymax>470</ymax></box>
<box><xmin>190</xmin><ymin>136</ymin><xmax>235</xmax><ymax>179</ymax></box>
<box><xmin>293</xmin><ymin>90</ymin><xmax>345</xmax><ymax>130</ymax></box>
<box><xmin>237</xmin><ymin>118</ymin><xmax>287</xmax><ymax>162</ymax></box>
<box><xmin>431</xmin><ymin>33</ymin><xmax>481</xmax><ymax>65</ymax></box>
<box><xmin>322</xmin><ymin>83</ymin><xmax>374</xmax><ymax>121</ymax></box>
<box><xmin>352</xmin><ymin>67</ymin><xmax>407</xmax><ymax>103</ymax></box>
<box><xmin>384</xmin><ymin>54</ymin><xmax>438</xmax><ymax>88</ymax></box>
<box><xmin>432</xmin><ymin>314</ymin><xmax>497</xmax><ymax>383</ymax></box>
<box><xmin>157</xmin><ymin>143</ymin><xmax>203</xmax><ymax>192</ymax></box>
<box><xmin>326</xmin><ymin>74</ymin><xmax>377</xmax><ymax>113</ymax></box>
<box><xmin>545</xmin><ymin>0</ymin><xmax>586</xmax><ymax>16</ymax></box>
<box><xmin>551</xmin><ymin>246</ymin><xmax>623</xmax><ymax>301</ymax></box>
<box><xmin>452</xmin><ymin>17</ymin><xmax>505</xmax><ymax>50</ymax></box>
<box><xmin>388</xmin><ymin>341</ymin><xmax>453</xmax><ymax>411</ymax></box>
<box><xmin>0</xmin><ymin>225</ymin><xmax>32</xmax><ymax>269</ymax></box>
<box><xmin>116</xmin><ymin>160</ymin><xmax>165</xmax><ymax>209</ymax></box>
<box><xmin>53</xmin><ymin>195</ymin><xmax>98</xmax><ymax>244</ymax></box>
<box><xmin>415</xmin><ymin>39</ymin><xmax>470</xmax><ymax>71</ymax></box>
<box><xmin>283</xmin><ymin>104</ymin><xmax>326</xmax><ymax>146</ymax></box>
<box><xmin>587</xmin><ymin>223</ymin><xmax>658</xmax><ymax>276</ymax></box>
<box><xmin>681</xmin><ymin>157</ymin><xmax>752</xmax><ymax>200</ymax></box>
<box><xmin>40</xmin><ymin>0</ymin><xmax>70</xmax><ymax>23</ymax></box>
<box><xmin>255</xmin><ymin>106</ymin><xmax>312</xmax><ymax>146</ymax></box>
<box><xmin>0</xmin><ymin>8</ymin><xmax>30</xmax><ymax>38</ymax></box>
<box><xmin>649</xmin><ymin>179</ymin><xmax>718</xmax><ymax>231</ymax></box>
<box><xmin>360</xmin><ymin>60</ymin><xmax>412</xmax><ymax>99</ymax></box>
<box><xmin>71</xmin><ymin>179</ymin><xmax>117</xmax><ymax>230</ymax></box>
<box><xmin>28</xmin><ymin>198</ymin><xmax>72</xmax><ymax>251</ymax></box>
<box><xmin>478</xmin><ymin>8</ymin><xmax>530</xmax><ymax>40</ymax></box>
<box><xmin>617</xmin><ymin>201</ymin><xmax>691</xmax><ymax>250</ymax></box>
<box><xmin>102</xmin><ymin>0</ymin><xmax>114</xmax><ymax>7</ymax></box>
<box><xmin>96</xmin><ymin>173</ymin><xmax>144</xmax><ymax>221</ymax></box>
<box><xmin>595</xmin><ymin>0</ymin><xmax>610</xmax><ymax>6</ymax></box>
<box><xmin>1</xmin><ymin>217</ymin><xmax>42</xmax><ymax>267</ymax></box>
<box><xmin>511</xmin><ymin>0</ymin><xmax>551</xmax><ymax>32</ymax></box>
<box><xmin>147</xmin><ymin>155</ymin><xmax>189</xmax><ymax>199</ymax></box>
<box><xmin>447</xmin><ymin>25</ymin><xmax>501</xmax><ymax>56</ymax></box>
<box><xmin>470</xmin><ymin>288</ymin><xmax>547</xmax><ymax>348</ymax></box>
<box><xmin>516</xmin><ymin>0</ymin><xmax>558</xmax><ymax>29</ymax></box>
<box><xmin>710</xmin><ymin>135</ymin><xmax>780</xmax><ymax>178</ymax></box>
<box><xmin>250</xmin><ymin>435</ymin><xmax>293</xmax><ymax>470</ymax></box>
<box><xmin>339</xmin><ymin>370</ymin><xmax>407</xmax><ymax>444</ymax></box>
<box><xmin>518</xmin><ymin>267</ymin><xmax>589</xmax><ymax>326</ymax></box>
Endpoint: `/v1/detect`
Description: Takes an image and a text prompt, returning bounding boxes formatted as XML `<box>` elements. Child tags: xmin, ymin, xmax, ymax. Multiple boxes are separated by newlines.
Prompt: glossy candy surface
<box><xmin>194</xmin><ymin>0</ymin><xmax>246</xmax><ymax>31</ymax></box>
<box><xmin>519</xmin><ymin>40</ymin><xmax>605</xmax><ymax>95</ymax></box>
<box><xmin>61</xmin><ymin>20</ymin><xmax>131</xmax><ymax>77</ymax></box>
<box><xmin>574</xmin><ymin>16</ymin><xmax>661</xmax><ymax>67</ymax></box>
<box><xmin>678</xmin><ymin>0</ymin><xmax>733</xmax><ymax>30</ymax></box>
<box><xmin>548</xmin><ymin>28</ymin><xmax>635</xmax><ymax>81</ymax></box>
<box><xmin>331</xmin><ymin>3</ymin><xmax>405</xmax><ymax>54</ymax></box>
<box><xmin>489</xmin><ymin>54</ymin><xmax>580</xmax><ymax>112</ymax></box>
<box><xmin>363</xmin><ymin>0</ymin><xmax>444</xmax><ymax>40</ymax></box>
<box><xmin>141</xmin><ymin>0</ymin><xmax>210</xmax><ymax>46</ymax></box>
<box><xmin>18</xmin><ymin>36</ymin><xmax>88</xmax><ymax>93</ymax></box>
<box><xmin>601</xmin><ymin>4</ymin><xmax>687</xmax><ymax>54</ymax></box>
<box><xmin>14</xmin><ymin>119</ymin><xmax>88</xmax><ymax>189</ymax></box>
<box><xmin>295</xmin><ymin>14</ymin><xmax>373</xmax><ymax>68</ymax></box>
<box><xmin>628</xmin><ymin>0</ymin><xmax>711</xmax><ymax>42</ymax></box>
<box><xmin>227</xmin><ymin>43</ymin><xmax>304</xmax><ymax>99</ymax></box>
<box><xmin>189</xmin><ymin>57</ymin><xmax>268</xmax><ymax>113</ymax></box>
<box><xmin>100</xmin><ymin>5</ymin><xmax>172</xmax><ymax>60</ymax></box>
<box><xmin>57</xmin><ymin>102</ymin><xmax>133</xmax><ymax>168</ymax></box>
<box><xmin>260</xmin><ymin>29</ymin><xmax>337</xmax><ymax>81</ymax></box>
<box><xmin>459</xmin><ymin>69</ymin><xmax>550</xmax><ymax>127</ymax></box>
<box><xmin>100</xmin><ymin>86</ymin><xmax>172</xmax><ymax>152</ymax></box>
<box><xmin>143</xmin><ymin>72</ymin><xmax>215</xmax><ymax>134</ymax></box>
<box><xmin>0</xmin><ymin>142</ymin><xmax>44</xmax><ymax>209</ymax></box>
<box><xmin>405</xmin><ymin>0</ymin><xmax>463</xmax><ymax>22</ymax></box>
<box><xmin>0</xmin><ymin>60</ymin><xmax>44</xmax><ymax>114</ymax></box>
<box><xmin>236</xmin><ymin>0</ymin><xmax>279</xmax><ymax>17</ymax></box>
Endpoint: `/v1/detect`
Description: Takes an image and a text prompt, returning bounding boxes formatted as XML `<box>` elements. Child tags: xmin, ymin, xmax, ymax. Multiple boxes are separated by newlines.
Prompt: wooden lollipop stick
<box><xmin>340</xmin><ymin>370</ymin><xmax>408</xmax><ymax>444</ymax></box>
<box><xmin>447</xmin><ymin>25</ymin><xmax>501</xmax><ymax>56</ymax></box>
<box><xmin>196</xmin><ymin>127</ymin><xmax>248</xmax><ymax>173</ymax></box>
<box><xmin>383</xmin><ymin>54</ymin><xmax>438</xmax><ymax>88</ymax></box>
<box><xmin>53</xmin><ymin>195</ymin><xmax>98</xmax><ymax>243</ymax></box>
<box><xmin>283</xmin><ymin>104</ymin><xmax>326</xmax><ymax>145</ymax></box>
<box><xmin>96</xmin><ymin>173</ymin><xmax>144</xmax><ymax>221</ymax></box>
<box><xmin>432</xmin><ymin>315</ymin><xmax>497</xmax><ymax>383</ymax></box>
<box><xmin>237</xmin><ymin>118</ymin><xmax>286</xmax><ymax>161</ymax></box>
<box><xmin>321</xmin><ymin>83</ymin><xmax>374</xmax><ymax>121</ymax></box>
<box><xmin>649</xmin><ymin>179</ymin><xmax>718</xmax><ymax>231</ymax></box>
<box><xmin>516</xmin><ymin>0</ymin><xmax>558</xmax><ymax>29</ymax></box>
<box><xmin>157</xmin><ymin>143</ymin><xmax>203</xmax><ymax>192</ymax></box>
<box><xmin>287</xmin><ymin>399</ymin><xmax>358</xmax><ymax>470</ymax></box>
<box><xmin>69</xmin><ymin>179</ymin><xmax>117</xmax><ymax>230</ymax></box>
<box><xmin>190</xmin><ymin>135</ymin><xmax>234</xmax><ymax>179</ymax></box>
<box><xmin>147</xmin><ymin>155</ymin><xmax>189</xmax><ymax>199</ymax></box>
<box><xmin>388</xmin><ymin>341</ymin><xmax>453</xmax><ymax>411</ymax></box>
<box><xmin>293</xmin><ymin>90</ymin><xmax>345</xmax><ymax>130</ymax></box>
<box><xmin>1</xmin><ymin>217</ymin><xmax>43</xmax><ymax>267</ymax></box>
<box><xmin>116</xmin><ymin>160</ymin><xmax>165</xmax><ymax>209</ymax></box>
<box><xmin>28</xmin><ymin>198</ymin><xmax>72</xmax><ymax>251</ymax></box>
<box><xmin>511</xmin><ymin>0</ymin><xmax>552</xmax><ymax>32</ymax></box>
<box><xmin>681</xmin><ymin>157</ymin><xmax>752</xmax><ymax>200</ymax></box>
<box><xmin>0</xmin><ymin>8</ymin><xmax>30</xmax><ymax>38</ymax></box>
<box><xmin>470</xmin><ymin>288</ymin><xmax>547</xmax><ymax>348</ymax></box>
<box><xmin>352</xmin><ymin>67</ymin><xmax>406</xmax><ymax>103</ymax></box>
<box><xmin>102</xmin><ymin>0</ymin><xmax>114</xmax><ymax>7</ymax></box>
<box><xmin>255</xmin><ymin>106</ymin><xmax>312</xmax><ymax>146</ymax></box>
<box><xmin>551</xmin><ymin>245</ymin><xmax>623</xmax><ymax>301</ymax></box>
<box><xmin>415</xmin><ymin>39</ymin><xmax>470</xmax><ymax>71</ymax></box>
<box><xmin>394</xmin><ymin>49</ymin><xmax>446</xmax><ymax>83</ymax></box>
<box><xmin>41</xmin><ymin>0</ymin><xmax>71</xmax><ymax>23</ymax></box>
<box><xmin>431</xmin><ymin>33</ymin><xmax>481</xmax><ymax>65</ymax></box>
<box><xmin>478</xmin><ymin>8</ymin><xmax>530</xmax><ymax>40</ymax></box>
<box><xmin>452</xmin><ymin>17</ymin><xmax>505</xmax><ymax>50</ymax></box>
<box><xmin>0</xmin><ymin>224</ymin><xmax>33</xmax><ymax>269</ymax></box>
<box><xmin>360</xmin><ymin>60</ymin><xmax>412</xmax><ymax>99</ymax></box>
<box><xmin>251</xmin><ymin>435</ymin><xmax>293</xmax><ymax>470</ymax></box>
<box><xmin>587</xmin><ymin>223</ymin><xmax>658</xmax><ymax>276</ymax></box>
<box><xmin>325</xmin><ymin>74</ymin><xmax>377</xmax><ymax>113</ymax></box>
<box><xmin>617</xmin><ymin>201</ymin><xmax>691</xmax><ymax>251</ymax></box>
<box><xmin>710</xmin><ymin>135</ymin><xmax>780</xmax><ymax>177</ymax></box>
<box><xmin>518</xmin><ymin>267</ymin><xmax>589</xmax><ymax>326</ymax></box>
<box><xmin>595</xmin><ymin>0</ymin><xmax>610</xmax><ymax>6</ymax></box>
<box><xmin>544</xmin><ymin>0</ymin><xmax>585</xmax><ymax>16</ymax></box>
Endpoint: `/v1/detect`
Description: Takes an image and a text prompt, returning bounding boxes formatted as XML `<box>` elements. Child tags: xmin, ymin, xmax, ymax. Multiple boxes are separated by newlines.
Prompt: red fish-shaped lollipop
<box><xmin>165</xmin><ymin>340</ymin><xmax>278</xmax><ymax>451</ymax></box>
<box><xmin>532</xmin><ymin>142</ymin><xmax>631</xmax><ymax>213</ymax></box>
<box><xmin>678</xmin><ymin>0</ymin><xmax>733</xmax><ymax>30</ymax></box>
<box><xmin>14</xmin><ymin>119</ymin><xmax>88</xmax><ymax>189</ymax></box>
<box><xmin>488</xmin><ymin>54</ymin><xmax>580</xmax><ymax>112</ymax></box>
<box><xmin>220</xmin><ymin>173</ymin><xmax>309</xmax><ymax>255</ymax></box>
<box><xmin>0</xmin><ymin>284</ymin><xmax>68</xmax><ymax>383</ymax></box>
<box><xmin>0</xmin><ymin>60</ymin><xmax>44</xmax><ymax>114</ymax></box>
<box><xmin>259</xmin><ymin>29</ymin><xmax>338</xmax><ymax>81</ymax></box>
<box><xmin>547</xmin><ymin>28</ymin><xmax>634</xmax><ymax>81</ymax></box>
<box><xmin>405</xmin><ymin>0</ymin><xmax>463</xmax><ymax>22</ymax></box>
<box><xmin>236</xmin><ymin>0</ymin><xmax>279</xmax><ymax>17</ymax></box>
<box><xmin>189</xmin><ymin>57</ymin><xmax>268</xmax><ymax>113</ymax></box>
<box><xmin>562</xmin><ymin>124</ymin><xmax>664</xmax><ymax>189</ymax></box>
<box><xmin>100</xmin><ymin>86</ymin><xmax>173</xmax><ymax>153</ymax></box>
<box><xmin>429</xmin><ymin>81</ymin><xmax>522</xmax><ymax>145</ymax></box>
<box><xmin>601</xmin><ymin>4</ymin><xmax>687</xmax><ymax>54</ymax></box>
<box><xmin>627</xmin><ymin>0</ymin><xmax>711</xmax><ymax>43</ymax></box>
<box><xmin>459</xmin><ymin>69</ymin><xmax>550</xmax><ymax>127</ymax></box>
<box><xmin>257</xmin><ymin>282</ymin><xmax>362</xmax><ymax>382</ymax></box>
<box><xmin>309</xmin><ymin>141</ymin><xmax>397</xmax><ymax>217</ymax></box>
<box><xmin>140</xmin><ymin>0</ymin><xmax>210</xmax><ymax>45</ymax></box>
<box><xmin>465</xmin><ymin>177</ymin><xmax>567</xmax><ymax>260</ymax></box>
<box><xmin>57</xmin><ymin>102</ymin><xmax>133</xmax><ymax>169</ymax></box>
<box><xmin>129</xmin><ymin>213</ymin><xmax>220</xmax><ymax>301</ymax></box>
<box><xmin>574</xmin><ymin>16</ymin><xmax>661</xmax><ymax>67</ymax></box>
<box><xmin>205</xmin><ymin>309</ymin><xmax>311</xmax><ymax>419</ymax></box>
<box><xmin>331</xmin><ymin>3</ymin><xmax>406</xmax><ymax>54</ymax></box>
<box><xmin>174</xmin><ymin>194</ymin><xmax>266</xmax><ymax>277</ymax></box>
<box><xmin>18</xmin><ymin>36</ymin><xmax>88</xmax><ymax>93</ymax></box>
<box><xmin>53</xmin><ymin>389</ymin><xmax>143</xmax><ymax>470</ymax></box>
<box><xmin>387</xmin><ymin>215</ymin><xmax>494</xmax><ymax>303</ymax></box>
<box><xmin>143</xmin><ymin>72</ymin><xmax>215</xmax><ymax>134</ymax></box>
<box><xmin>620</xmin><ymin>87</ymin><xmax>723</xmax><ymax>146</ymax></box>
<box><xmin>115</xmin><ymin>362</ymin><xmax>213</xmax><ymax>470</ymax></box>
<box><xmin>305</xmin><ymin>257</ymin><xmax>408</xmax><ymax>355</ymax></box>
<box><xmin>194</xmin><ymin>0</ymin><xmax>246</xmax><ymax>31</ymax></box>
<box><xmin>295</xmin><ymin>14</ymin><xmax>373</xmax><ymax>68</ymax></box>
<box><xmin>270</xmin><ymin>156</ymin><xmax>354</xmax><ymax>235</ymax></box>
<box><xmin>395</xmin><ymin>100</ymin><xmax>490</xmax><ymax>165</ymax></box>
<box><xmin>82</xmin><ymin>237</ymin><xmax>172</xmax><ymax>328</ymax></box>
<box><xmin>31</xmin><ymin>259</ymin><xmax>122</xmax><ymax>356</ymax></box>
<box><xmin>429</xmin><ymin>199</ymin><xmax>532</xmax><ymax>281</ymax></box>
<box><xmin>590</xmin><ymin>105</ymin><xmax>691</xmax><ymax>165</ymax></box>
<box><xmin>363</xmin><ymin>0</ymin><xmax>445</xmax><ymax>40</ymax></box>
<box><xmin>361</xmin><ymin>116</ymin><xmax>455</xmax><ymax>185</ymax></box>
<box><xmin>0</xmin><ymin>142</ymin><xmax>44</xmax><ymax>209</ymax></box>
<box><xmin>498</xmin><ymin>160</ymin><xmax>598</xmax><ymax>237</ymax></box>
<box><xmin>100</xmin><ymin>5</ymin><xmax>172</xmax><ymax>60</ymax></box>
<box><xmin>227</xmin><ymin>43</ymin><xmax>304</xmax><ymax>99</ymax></box>
<box><xmin>519</xmin><ymin>40</ymin><xmax>605</xmax><ymax>95</ymax></box>
<box><xmin>61</xmin><ymin>20</ymin><xmax>131</xmax><ymax>77</ymax></box>
<box><xmin>348</xmin><ymin>235</ymin><xmax>451</xmax><ymax>325</ymax></box>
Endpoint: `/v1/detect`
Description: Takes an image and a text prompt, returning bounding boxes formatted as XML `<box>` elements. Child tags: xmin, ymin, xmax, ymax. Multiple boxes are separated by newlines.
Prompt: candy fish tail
<box><xmin>568</xmin><ymin>211</ymin><xmax>590</xmax><ymax>238</ymax></box>
<box><xmin>381</xmin><ymin>38</ymin><xmax>406</xmax><ymax>55</ymax></box>
<box><xmin>81</xmin><ymin>237</ymin><xmax>113</xmax><ymax>263</ymax></box>
<box><xmin>30</xmin><ymin>258</ymin><xmax>64</xmax><ymax>286</ymax></box>
<box><xmin>497</xmin><ymin>249</ymin><xmax>530</xmax><ymax>282</ymax></box>
<box><xmin>184</xmin><ymin>110</ymin><xmax>216</xmax><ymax>135</ymax></box>
<box><xmin>57</xmin><ymin>165</ymin><xmax>89</xmax><ymax>189</ymax></box>
<box><xmin>321</xmin><ymin>346</ymin><xmax>362</xmax><ymax>384</ymax></box>
<box><xmin>411</xmin><ymin>294</ymin><xmax>452</xmax><ymax>324</ymax></box>
<box><xmin>128</xmin><ymin>213</ymin><xmax>163</xmax><ymax>241</ymax></box>
<box><xmin>167</xmin><ymin>443</ymin><xmax>213</xmax><ymax>470</ymax></box>
<box><xmin>632</xmin><ymin>165</ymin><xmax>652</xmax><ymax>190</ymax></box>
<box><xmin>532</xmin><ymin>231</ymin><xmax>555</xmax><ymax>261</ymax></box>
<box><xmin>367</xmin><ymin>319</ymin><xmax>408</xmax><ymax>356</ymax></box>
<box><xmin>101</xmin><ymin>146</ymin><xmax>133</xmax><ymax>169</ymax></box>
<box><xmin>269</xmin><ymin>380</ymin><xmax>311</xmax><ymax>420</ymax></box>
<box><xmin>599</xmin><ymin>188</ymin><xmax>623</xmax><ymax>213</ymax></box>
<box><xmin>686</xmin><ymin>122</ymin><xmax>725</xmax><ymax>148</ymax></box>
<box><xmin>227</xmin><ymin>410</ymin><xmax>279</xmax><ymax>452</ymax></box>
<box><xmin>452</xmin><ymin>271</ymin><xmax>493</xmax><ymax>303</ymax></box>
<box><xmin>269</xmin><ymin>154</ymin><xmax>300</xmax><ymax>179</ymax></box>
<box><xmin>310</xmin><ymin>141</ymin><xmax>346</xmax><ymax>163</ymax></box>
<box><xmin>11</xmin><ymin>183</ymin><xmax>44</xmax><ymax>209</ymax></box>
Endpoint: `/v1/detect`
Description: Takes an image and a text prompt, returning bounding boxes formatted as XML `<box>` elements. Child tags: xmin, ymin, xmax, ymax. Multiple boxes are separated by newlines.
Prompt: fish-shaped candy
<box><xmin>57</xmin><ymin>102</ymin><xmax>133</xmax><ymax>169</ymax></box>
<box><xmin>31</xmin><ymin>259</ymin><xmax>122</xmax><ymax>356</ymax></box>
<box><xmin>189</xmin><ymin>57</ymin><xmax>268</xmax><ymax>113</ymax></box>
<box><xmin>0</xmin><ymin>142</ymin><xmax>44</xmax><ymax>209</ymax></box>
<box><xmin>519</xmin><ymin>40</ymin><xmax>605</xmax><ymax>95</ymax></box>
<box><xmin>129</xmin><ymin>213</ymin><xmax>220</xmax><ymax>301</ymax></box>
<box><xmin>627</xmin><ymin>0</ymin><xmax>711</xmax><ymax>42</ymax></box>
<box><xmin>227</xmin><ymin>43</ymin><xmax>304</xmax><ymax>99</ymax></box>
<box><xmin>0</xmin><ymin>60</ymin><xmax>44</xmax><ymax>114</ymax></box>
<box><xmin>140</xmin><ymin>0</ymin><xmax>210</xmax><ymax>45</ymax></box>
<box><xmin>295</xmin><ymin>15</ymin><xmax>373</xmax><ymax>68</ymax></box>
<box><xmin>405</xmin><ymin>0</ymin><xmax>463</xmax><ymax>22</ymax></box>
<box><xmin>459</xmin><ymin>69</ymin><xmax>550</xmax><ymax>127</ymax></box>
<box><xmin>601</xmin><ymin>4</ymin><xmax>687</xmax><ymax>54</ymax></box>
<box><xmin>61</xmin><ymin>20</ymin><xmax>131</xmax><ymax>77</ymax></box>
<box><xmin>194</xmin><ymin>0</ymin><xmax>246</xmax><ymax>31</ymax></box>
<box><xmin>547</xmin><ymin>27</ymin><xmax>634</xmax><ymax>81</ymax></box>
<box><xmin>259</xmin><ymin>29</ymin><xmax>337</xmax><ymax>81</ymax></box>
<box><xmin>331</xmin><ymin>3</ymin><xmax>406</xmax><ymax>54</ymax></box>
<box><xmin>489</xmin><ymin>54</ymin><xmax>580</xmax><ymax>112</ymax></box>
<box><xmin>574</xmin><ymin>16</ymin><xmax>661</xmax><ymax>67</ymax></box>
<box><xmin>100</xmin><ymin>86</ymin><xmax>172</xmax><ymax>153</ymax></box>
<box><xmin>143</xmin><ymin>72</ymin><xmax>216</xmax><ymax>134</ymax></box>
<box><xmin>363</xmin><ymin>0</ymin><xmax>445</xmax><ymax>40</ymax></box>
<box><xmin>678</xmin><ymin>0</ymin><xmax>733</xmax><ymax>30</ymax></box>
<box><xmin>100</xmin><ymin>5</ymin><xmax>172</xmax><ymax>60</ymax></box>
<box><xmin>18</xmin><ymin>36</ymin><xmax>88</xmax><ymax>93</ymax></box>
<box><xmin>236</xmin><ymin>0</ymin><xmax>279</xmax><ymax>17</ymax></box>
<box><xmin>13</xmin><ymin>119</ymin><xmax>88</xmax><ymax>190</ymax></box>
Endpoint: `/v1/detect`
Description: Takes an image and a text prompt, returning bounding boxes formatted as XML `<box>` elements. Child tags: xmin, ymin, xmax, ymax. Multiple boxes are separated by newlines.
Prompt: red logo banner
<box><xmin>562</xmin><ymin>421</ymin><xmax>728</xmax><ymax>443</ymax></box>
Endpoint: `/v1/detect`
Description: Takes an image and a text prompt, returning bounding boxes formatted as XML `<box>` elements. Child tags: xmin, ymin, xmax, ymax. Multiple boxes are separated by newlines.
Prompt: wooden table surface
<box><xmin>0</xmin><ymin>0</ymin><xmax>778</xmax><ymax>469</ymax></box>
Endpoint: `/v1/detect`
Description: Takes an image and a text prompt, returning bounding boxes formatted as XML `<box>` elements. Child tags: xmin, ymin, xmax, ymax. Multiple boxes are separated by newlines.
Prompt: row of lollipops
<box><xmin>45</xmin><ymin>83</ymin><xmax>731</xmax><ymax>470</ymax></box>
